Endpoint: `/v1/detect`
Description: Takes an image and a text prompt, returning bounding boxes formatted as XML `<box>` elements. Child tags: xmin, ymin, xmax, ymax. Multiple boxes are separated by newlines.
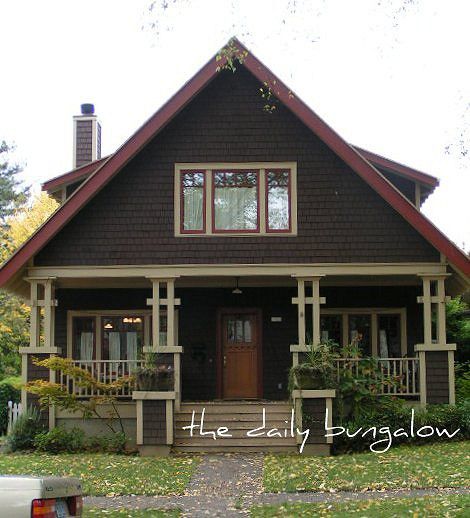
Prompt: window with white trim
<box><xmin>320</xmin><ymin>308</ymin><xmax>407</xmax><ymax>357</ymax></box>
<box><xmin>175</xmin><ymin>163</ymin><xmax>297</xmax><ymax>236</ymax></box>
<box><xmin>68</xmin><ymin>310</ymin><xmax>177</xmax><ymax>361</ymax></box>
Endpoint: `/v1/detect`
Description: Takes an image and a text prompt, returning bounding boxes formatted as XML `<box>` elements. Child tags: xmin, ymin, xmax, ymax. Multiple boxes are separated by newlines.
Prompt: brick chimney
<box><xmin>73</xmin><ymin>103</ymin><xmax>101</xmax><ymax>168</ymax></box>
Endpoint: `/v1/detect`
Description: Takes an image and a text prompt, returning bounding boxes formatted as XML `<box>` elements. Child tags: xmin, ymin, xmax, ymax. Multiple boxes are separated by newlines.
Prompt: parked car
<box><xmin>0</xmin><ymin>476</ymin><xmax>82</xmax><ymax>517</ymax></box>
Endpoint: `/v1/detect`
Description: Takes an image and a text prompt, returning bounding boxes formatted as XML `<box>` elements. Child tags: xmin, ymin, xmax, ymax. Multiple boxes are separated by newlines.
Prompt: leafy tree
<box><xmin>0</xmin><ymin>141</ymin><xmax>29</xmax><ymax>259</ymax></box>
<box><xmin>0</xmin><ymin>192</ymin><xmax>58</xmax><ymax>379</ymax></box>
<box><xmin>26</xmin><ymin>357</ymin><xmax>133</xmax><ymax>434</ymax></box>
<box><xmin>4</xmin><ymin>191</ymin><xmax>58</xmax><ymax>258</ymax></box>
<box><xmin>447</xmin><ymin>296</ymin><xmax>470</xmax><ymax>363</ymax></box>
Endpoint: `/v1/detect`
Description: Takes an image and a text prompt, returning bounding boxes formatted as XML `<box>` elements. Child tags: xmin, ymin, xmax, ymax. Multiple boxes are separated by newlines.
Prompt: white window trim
<box><xmin>66</xmin><ymin>309</ymin><xmax>179</xmax><ymax>358</ymax></box>
<box><xmin>174</xmin><ymin>162</ymin><xmax>298</xmax><ymax>237</ymax></box>
<box><xmin>321</xmin><ymin>307</ymin><xmax>407</xmax><ymax>357</ymax></box>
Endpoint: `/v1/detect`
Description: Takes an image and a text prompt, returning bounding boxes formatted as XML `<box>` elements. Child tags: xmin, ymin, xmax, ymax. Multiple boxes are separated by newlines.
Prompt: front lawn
<box><xmin>251</xmin><ymin>494</ymin><xmax>470</xmax><ymax>517</ymax></box>
<box><xmin>0</xmin><ymin>453</ymin><xmax>198</xmax><ymax>496</ymax></box>
<box><xmin>264</xmin><ymin>441</ymin><xmax>470</xmax><ymax>492</ymax></box>
<box><xmin>85</xmin><ymin>509</ymin><xmax>180</xmax><ymax>517</ymax></box>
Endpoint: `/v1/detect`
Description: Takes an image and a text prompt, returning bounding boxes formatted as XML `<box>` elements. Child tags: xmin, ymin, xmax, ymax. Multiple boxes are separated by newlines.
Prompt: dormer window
<box><xmin>175</xmin><ymin>162</ymin><xmax>297</xmax><ymax>236</ymax></box>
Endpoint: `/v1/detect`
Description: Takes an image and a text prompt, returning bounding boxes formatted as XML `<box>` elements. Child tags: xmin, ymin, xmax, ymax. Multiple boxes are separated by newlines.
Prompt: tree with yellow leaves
<box><xmin>0</xmin><ymin>191</ymin><xmax>58</xmax><ymax>378</ymax></box>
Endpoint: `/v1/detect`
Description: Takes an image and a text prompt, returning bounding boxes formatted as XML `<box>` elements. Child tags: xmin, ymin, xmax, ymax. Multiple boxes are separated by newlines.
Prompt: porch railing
<box><xmin>335</xmin><ymin>357</ymin><xmax>420</xmax><ymax>397</ymax></box>
<box><xmin>59</xmin><ymin>357</ymin><xmax>420</xmax><ymax>399</ymax></box>
<box><xmin>58</xmin><ymin>360</ymin><xmax>142</xmax><ymax>398</ymax></box>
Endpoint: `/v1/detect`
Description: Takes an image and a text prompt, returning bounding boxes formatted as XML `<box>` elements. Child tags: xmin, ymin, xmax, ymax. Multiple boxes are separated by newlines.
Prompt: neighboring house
<box><xmin>1</xmin><ymin>39</ymin><xmax>469</xmax><ymax>455</ymax></box>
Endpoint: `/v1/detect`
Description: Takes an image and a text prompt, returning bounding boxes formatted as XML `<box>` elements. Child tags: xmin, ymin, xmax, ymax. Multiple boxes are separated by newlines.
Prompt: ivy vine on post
<box><xmin>25</xmin><ymin>357</ymin><xmax>134</xmax><ymax>434</ymax></box>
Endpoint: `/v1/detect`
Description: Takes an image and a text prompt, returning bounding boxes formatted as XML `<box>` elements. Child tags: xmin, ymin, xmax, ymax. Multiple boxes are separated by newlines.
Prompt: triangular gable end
<box><xmin>0</xmin><ymin>38</ymin><xmax>469</xmax><ymax>289</ymax></box>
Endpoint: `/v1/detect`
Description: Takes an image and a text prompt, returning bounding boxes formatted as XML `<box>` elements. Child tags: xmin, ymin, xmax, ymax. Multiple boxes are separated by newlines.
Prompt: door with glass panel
<box><xmin>221</xmin><ymin>311</ymin><xmax>260</xmax><ymax>399</ymax></box>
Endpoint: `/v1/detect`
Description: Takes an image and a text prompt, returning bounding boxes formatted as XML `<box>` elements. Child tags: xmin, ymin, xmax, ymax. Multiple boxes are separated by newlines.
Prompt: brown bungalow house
<box><xmin>1</xmin><ymin>39</ymin><xmax>469</xmax><ymax>455</ymax></box>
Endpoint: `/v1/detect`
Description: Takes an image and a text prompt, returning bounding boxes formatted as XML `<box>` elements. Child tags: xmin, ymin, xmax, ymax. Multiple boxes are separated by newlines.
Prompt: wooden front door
<box><xmin>219</xmin><ymin>310</ymin><xmax>261</xmax><ymax>399</ymax></box>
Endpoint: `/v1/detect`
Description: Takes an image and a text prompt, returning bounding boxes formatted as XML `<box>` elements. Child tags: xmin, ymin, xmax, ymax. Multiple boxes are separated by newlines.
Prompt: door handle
<box><xmin>223</xmin><ymin>355</ymin><xmax>227</xmax><ymax>367</ymax></box>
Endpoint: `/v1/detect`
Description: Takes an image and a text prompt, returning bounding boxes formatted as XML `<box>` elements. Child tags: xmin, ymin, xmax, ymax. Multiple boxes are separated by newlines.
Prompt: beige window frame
<box><xmin>174</xmin><ymin>162</ymin><xmax>298</xmax><ymax>237</ymax></box>
<box><xmin>321</xmin><ymin>308</ymin><xmax>407</xmax><ymax>357</ymax></box>
<box><xmin>66</xmin><ymin>309</ymin><xmax>179</xmax><ymax>359</ymax></box>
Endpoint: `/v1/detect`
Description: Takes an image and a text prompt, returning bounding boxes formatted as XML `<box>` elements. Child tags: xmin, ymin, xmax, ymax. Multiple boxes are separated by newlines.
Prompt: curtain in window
<box><xmin>214</xmin><ymin>186</ymin><xmax>257</xmax><ymax>229</ymax></box>
<box><xmin>183</xmin><ymin>187</ymin><xmax>204</xmax><ymax>230</ymax></box>
<box><xmin>80</xmin><ymin>332</ymin><xmax>93</xmax><ymax>361</ymax></box>
<box><xmin>379</xmin><ymin>329</ymin><xmax>389</xmax><ymax>358</ymax></box>
<box><xmin>108</xmin><ymin>332</ymin><xmax>121</xmax><ymax>372</ymax></box>
<box><xmin>267</xmin><ymin>170</ymin><xmax>290</xmax><ymax>230</ymax></box>
<box><xmin>127</xmin><ymin>331</ymin><xmax>138</xmax><ymax>361</ymax></box>
<box><xmin>182</xmin><ymin>172</ymin><xmax>204</xmax><ymax>231</ymax></box>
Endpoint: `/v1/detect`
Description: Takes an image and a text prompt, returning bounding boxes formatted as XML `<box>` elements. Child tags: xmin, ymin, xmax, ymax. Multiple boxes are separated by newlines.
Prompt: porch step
<box><xmin>173</xmin><ymin>401</ymin><xmax>298</xmax><ymax>453</ymax></box>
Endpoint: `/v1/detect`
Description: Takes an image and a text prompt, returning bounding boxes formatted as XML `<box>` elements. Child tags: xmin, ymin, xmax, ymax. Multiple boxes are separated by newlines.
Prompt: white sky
<box><xmin>0</xmin><ymin>0</ymin><xmax>468</xmax><ymax>251</ymax></box>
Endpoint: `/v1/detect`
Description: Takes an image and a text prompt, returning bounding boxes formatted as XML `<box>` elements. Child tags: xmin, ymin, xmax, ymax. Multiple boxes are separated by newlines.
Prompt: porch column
<box><xmin>21</xmin><ymin>278</ymin><xmax>60</xmax><ymax>430</ymax></box>
<box><xmin>290</xmin><ymin>276</ymin><xmax>326</xmax><ymax>366</ymax></box>
<box><xmin>146</xmin><ymin>278</ymin><xmax>182</xmax><ymax>410</ymax></box>
<box><xmin>415</xmin><ymin>274</ymin><xmax>456</xmax><ymax>406</ymax></box>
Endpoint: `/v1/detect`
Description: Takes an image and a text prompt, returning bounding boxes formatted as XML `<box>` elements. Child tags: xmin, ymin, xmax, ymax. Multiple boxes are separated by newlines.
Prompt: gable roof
<box><xmin>354</xmin><ymin>147</ymin><xmax>439</xmax><ymax>188</ymax></box>
<box><xmin>1</xmin><ymin>38</ymin><xmax>469</xmax><ymax>287</ymax></box>
<box><xmin>41</xmin><ymin>146</ymin><xmax>439</xmax><ymax>195</ymax></box>
<box><xmin>42</xmin><ymin>156</ymin><xmax>110</xmax><ymax>193</ymax></box>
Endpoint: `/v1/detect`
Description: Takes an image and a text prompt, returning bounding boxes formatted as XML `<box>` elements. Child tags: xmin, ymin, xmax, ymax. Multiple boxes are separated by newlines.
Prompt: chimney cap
<box><xmin>80</xmin><ymin>103</ymin><xmax>95</xmax><ymax>115</ymax></box>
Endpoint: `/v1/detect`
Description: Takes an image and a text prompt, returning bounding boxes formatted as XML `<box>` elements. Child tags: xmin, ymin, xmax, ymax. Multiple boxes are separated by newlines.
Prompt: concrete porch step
<box><xmin>178</xmin><ymin>402</ymin><xmax>293</xmax><ymax>414</ymax></box>
<box><xmin>173</xmin><ymin>400</ymin><xmax>298</xmax><ymax>453</ymax></box>
<box><xmin>172</xmin><ymin>445</ymin><xmax>298</xmax><ymax>453</ymax></box>
<box><xmin>173</xmin><ymin>437</ymin><xmax>296</xmax><ymax>447</ymax></box>
<box><xmin>174</xmin><ymin>419</ymin><xmax>294</xmax><ymax>429</ymax></box>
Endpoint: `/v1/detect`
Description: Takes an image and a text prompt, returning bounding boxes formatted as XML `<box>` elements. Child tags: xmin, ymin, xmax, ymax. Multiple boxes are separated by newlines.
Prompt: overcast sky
<box><xmin>0</xmin><ymin>0</ymin><xmax>468</xmax><ymax>251</ymax></box>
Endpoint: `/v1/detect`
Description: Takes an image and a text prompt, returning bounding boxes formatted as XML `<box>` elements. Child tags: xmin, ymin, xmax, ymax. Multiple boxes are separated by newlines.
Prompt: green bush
<box><xmin>34</xmin><ymin>426</ymin><xmax>85</xmax><ymax>453</ymax></box>
<box><xmin>0</xmin><ymin>379</ymin><xmax>21</xmax><ymax>435</ymax></box>
<box><xmin>85</xmin><ymin>431</ymin><xmax>127</xmax><ymax>453</ymax></box>
<box><xmin>455</xmin><ymin>362</ymin><xmax>470</xmax><ymax>403</ymax></box>
<box><xmin>6</xmin><ymin>406</ymin><xmax>44</xmax><ymax>451</ymax></box>
<box><xmin>33</xmin><ymin>427</ymin><xmax>127</xmax><ymax>454</ymax></box>
<box><xmin>332</xmin><ymin>400</ymin><xmax>469</xmax><ymax>454</ymax></box>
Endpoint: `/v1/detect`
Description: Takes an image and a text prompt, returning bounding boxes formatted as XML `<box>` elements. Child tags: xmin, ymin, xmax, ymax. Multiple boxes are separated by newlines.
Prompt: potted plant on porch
<box><xmin>135</xmin><ymin>353</ymin><xmax>174</xmax><ymax>391</ymax></box>
<box><xmin>288</xmin><ymin>340</ymin><xmax>339</xmax><ymax>391</ymax></box>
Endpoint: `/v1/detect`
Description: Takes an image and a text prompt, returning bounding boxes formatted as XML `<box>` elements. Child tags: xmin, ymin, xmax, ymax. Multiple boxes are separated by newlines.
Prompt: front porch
<box><xmin>20</xmin><ymin>263</ymin><xmax>456</xmax><ymax>453</ymax></box>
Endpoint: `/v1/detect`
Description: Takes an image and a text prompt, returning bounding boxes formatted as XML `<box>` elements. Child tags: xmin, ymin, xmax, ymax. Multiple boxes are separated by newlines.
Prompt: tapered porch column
<box><xmin>290</xmin><ymin>276</ymin><xmax>326</xmax><ymax>366</ymax></box>
<box><xmin>20</xmin><ymin>277</ymin><xmax>60</xmax><ymax>430</ymax></box>
<box><xmin>146</xmin><ymin>278</ymin><xmax>182</xmax><ymax>409</ymax></box>
<box><xmin>415</xmin><ymin>274</ymin><xmax>456</xmax><ymax>406</ymax></box>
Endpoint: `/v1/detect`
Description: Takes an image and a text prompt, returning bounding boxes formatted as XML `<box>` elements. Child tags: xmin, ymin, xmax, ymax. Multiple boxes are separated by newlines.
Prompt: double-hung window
<box><xmin>175</xmin><ymin>163</ymin><xmax>297</xmax><ymax>236</ymax></box>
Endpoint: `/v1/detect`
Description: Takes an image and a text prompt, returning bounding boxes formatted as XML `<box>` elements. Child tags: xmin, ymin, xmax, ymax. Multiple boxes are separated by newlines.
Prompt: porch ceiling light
<box><xmin>232</xmin><ymin>277</ymin><xmax>242</xmax><ymax>295</ymax></box>
<box><xmin>104</xmin><ymin>323</ymin><xmax>113</xmax><ymax>329</ymax></box>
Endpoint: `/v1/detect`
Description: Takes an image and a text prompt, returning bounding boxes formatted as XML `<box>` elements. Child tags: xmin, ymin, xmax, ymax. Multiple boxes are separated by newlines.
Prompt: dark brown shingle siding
<box><xmin>36</xmin><ymin>68</ymin><xmax>439</xmax><ymax>265</ymax></box>
<box><xmin>142</xmin><ymin>400</ymin><xmax>166</xmax><ymax>443</ymax></box>
<box><xmin>426</xmin><ymin>351</ymin><xmax>450</xmax><ymax>404</ymax></box>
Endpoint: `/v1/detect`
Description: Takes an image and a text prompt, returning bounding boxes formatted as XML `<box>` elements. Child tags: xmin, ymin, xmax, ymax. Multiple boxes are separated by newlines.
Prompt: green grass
<box><xmin>0</xmin><ymin>453</ymin><xmax>198</xmax><ymax>496</ymax></box>
<box><xmin>251</xmin><ymin>494</ymin><xmax>470</xmax><ymax>517</ymax></box>
<box><xmin>84</xmin><ymin>509</ymin><xmax>180</xmax><ymax>517</ymax></box>
<box><xmin>264</xmin><ymin>441</ymin><xmax>470</xmax><ymax>492</ymax></box>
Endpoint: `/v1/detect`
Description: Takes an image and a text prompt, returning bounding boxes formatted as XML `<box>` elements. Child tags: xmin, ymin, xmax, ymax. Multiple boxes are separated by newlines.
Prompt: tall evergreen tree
<box><xmin>0</xmin><ymin>141</ymin><xmax>29</xmax><ymax>222</ymax></box>
<box><xmin>0</xmin><ymin>141</ymin><xmax>29</xmax><ymax>260</ymax></box>
<box><xmin>0</xmin><ymin>141</ymin><xmax>30</xmax><ymax>379</ymax></box>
